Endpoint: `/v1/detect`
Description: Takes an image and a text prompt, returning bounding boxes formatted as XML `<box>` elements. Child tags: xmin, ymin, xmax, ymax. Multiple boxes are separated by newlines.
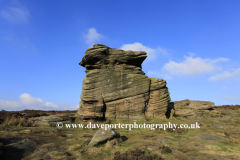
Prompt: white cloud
<box><xmin>44</xmin><ymin>102</ymin><xmax>59</xmax><ymax>109</ymax></box>
<box><xmin>211</xmin><ymin>58</ymin><xmax>230</xmax><ymax>63</ymax></box>
<box><xmin>0</xmin><ymin>93</ymin><xmax>79</xmax><ymax>111</ymax></box>
<box><xmin>0</xmin><ymin>100</ymin><xmax>22</xmax><ymax>108</ymax></box>
<box><xmin>1</xmin><ymin>7</ymin><xmax>29</xmax><ymax>23</ymax></box>
<box><xmin>20</xmin><ymin>93</ymin><xmax>44</xmax><ymax>104</ymax></box>
<box><xmin>84</xmin><ymin>28</ymin><xmax>104</xmax><ymax>46</ymax></box>
<box><xmin>224</xmin><ymin>96</ymin><xmax>240</xmax><ymax>100</ymax></box>
<box><xmin>162</xmin><ymin>54</ymin><xmax>230</xmax><ymax>76</ymax></box>
<box><xmin>120</xmin><ymin>42</ymin><xmax>169</xmax><ymax>60</ymax></box>
<box><xmin>0</xmin><ymin>93</ymin><xmax>59</xmax><ymax>110</ymax></box>
<box><xmin>208</xmin><ymin>68</ymin><xmax>240</xmax><ymax>81</ymax></box>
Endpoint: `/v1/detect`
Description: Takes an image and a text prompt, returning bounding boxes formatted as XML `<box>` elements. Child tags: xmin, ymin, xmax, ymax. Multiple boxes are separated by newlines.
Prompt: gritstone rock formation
<box><xmin>77</xmin><ymin>44</ymin><xmax>171</xmax><ymax>121</ymax></box>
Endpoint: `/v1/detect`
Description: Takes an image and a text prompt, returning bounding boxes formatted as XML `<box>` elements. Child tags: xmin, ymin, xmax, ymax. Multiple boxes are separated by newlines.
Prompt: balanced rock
<box><xmin>77</xmin><ymin>44</ymin><xmax>171</xmax><ymax>121</ymax></box>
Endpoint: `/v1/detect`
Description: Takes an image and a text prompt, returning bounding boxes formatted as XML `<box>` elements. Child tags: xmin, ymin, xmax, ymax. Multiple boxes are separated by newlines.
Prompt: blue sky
<box><xmin>0</xmin><ymin>0</ymin><xmax>240</xmax><ymax>111</ymax></box>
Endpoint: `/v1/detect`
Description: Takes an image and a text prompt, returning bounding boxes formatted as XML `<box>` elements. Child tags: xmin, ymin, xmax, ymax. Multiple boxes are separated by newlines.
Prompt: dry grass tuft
<box><xmin>111</xmin><ymin>148</ymin><xmax>164</xmax><ymax>160</ymax></box>
<box><xmin>1</xmin><ymin>115</ymin><xmax>25</xmax><ymax>127</ymax></box>
<box><xmin>166</xmin><ymin>127</ymin><xmax>188</xmax><ymax>134</ymax></box>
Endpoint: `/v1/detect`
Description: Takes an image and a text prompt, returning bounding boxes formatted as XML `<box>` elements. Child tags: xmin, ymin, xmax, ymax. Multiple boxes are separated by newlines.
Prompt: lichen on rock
<box><xmin>77</xmin><ymin>44</ymin><xmax>171</xmax><ymax>121</ymax></box>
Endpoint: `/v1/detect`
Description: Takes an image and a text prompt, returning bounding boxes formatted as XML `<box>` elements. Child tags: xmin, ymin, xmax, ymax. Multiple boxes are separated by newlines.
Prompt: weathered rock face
<box><xmin>77</xmin><ymin>44</ymin><xmax>171</xmax><ymax>121</ymax></box>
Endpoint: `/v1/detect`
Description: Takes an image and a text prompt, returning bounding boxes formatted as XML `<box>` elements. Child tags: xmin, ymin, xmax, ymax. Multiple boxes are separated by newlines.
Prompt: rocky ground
<box><xmin>0</xmin><ymin>105</ymin><xmax>240</xmax><ymax>160</ymax></box>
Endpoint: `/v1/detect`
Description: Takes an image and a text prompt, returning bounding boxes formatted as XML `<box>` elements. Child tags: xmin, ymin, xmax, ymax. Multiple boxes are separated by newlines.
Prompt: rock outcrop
<box><xmin>77</xmin><ymin>44</ymin><xmax>171</xmax><ymax>121</ymax></box>
<box><xmin>32</xmin><ymin>115</ymin><xmax>72</xmax><ymax>127</ymax></box>
<box><xmin>1</xmin><ymin>137</ymin><xmax>38</xmax><ymax>160</ymax></box>
<box><xmin>168</xmin><ymin>99</ymin><xmax>215</xmax><ymax>118</ymax></box>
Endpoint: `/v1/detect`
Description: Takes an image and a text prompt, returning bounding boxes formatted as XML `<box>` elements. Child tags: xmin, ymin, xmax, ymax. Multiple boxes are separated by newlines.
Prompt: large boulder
<box><xmin>1</xmin><ymin>138</ymin><xmax>38</xmax><ymax>160</ymax></box>
<box><xmin>88</xmin><ymin>128</ymin><xmax>120</xmax><ymax>147</ymax></box>
<box><xmin>77</xmin><ymin>44</ymin><xmax>171</xmax><ymax>121</ymax></box>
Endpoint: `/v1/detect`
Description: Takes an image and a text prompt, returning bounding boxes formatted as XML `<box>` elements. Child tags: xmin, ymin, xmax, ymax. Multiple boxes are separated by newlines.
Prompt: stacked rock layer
<box><xmin>77</xmin><ymin>44</ymin><xmax>171</xmax><ymax>121</ymax></box>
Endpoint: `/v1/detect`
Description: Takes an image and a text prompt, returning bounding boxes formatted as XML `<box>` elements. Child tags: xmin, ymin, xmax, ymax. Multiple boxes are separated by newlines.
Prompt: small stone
<box><xmin>147</xmin><ymin>145</ymin><xmax>159</xmax><ymax>151</ymax></box>
<box><xmin>105</xmin><ymin>139</ymin><xmax>118</xmax><ymax>148</ymax></box>
<box><xmin>212</xmin><ymin>116</ymin><xmax>232</xmax><ymax>121</ymax></box>
<box><xmin>212</xmin><ymin>124</ymin><xmax>223</xmax><ymax>128</ymax></box>
<box><xmin>199</xmin><ymin>134</ymin><xmax>232</xmax><ymax>141</ymax></box>
<box><xmin>161</xmin><ymin>146</ymin><xmax>172</xmax><ymax>153</ymax></box>
<box><xmin>157</xmin><ymin>138</ymin><xmax>168</xmax><ymax>144</ymax></box>
<box><xmin>195</xmin><ymin>143</ymin><xmax>202</xmax><ymax>146</ymax></box>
